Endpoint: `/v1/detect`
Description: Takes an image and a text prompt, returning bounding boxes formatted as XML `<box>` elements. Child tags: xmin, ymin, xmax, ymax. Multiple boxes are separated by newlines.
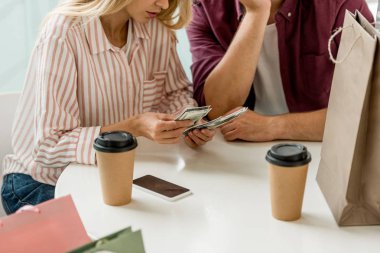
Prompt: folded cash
<box><xmin>183</xmin><ymin>107</ymin><xmax>248</xmax><ymax>135</ymax></box>
<box><xmin>175</xmin><ymin>105</ymin><xmax>212</xmax><ymax>122</ymax></box>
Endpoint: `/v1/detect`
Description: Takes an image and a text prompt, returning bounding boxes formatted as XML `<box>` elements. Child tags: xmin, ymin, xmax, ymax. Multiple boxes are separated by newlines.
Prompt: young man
<box><xmin>187</xmin><ymin>0</ymin><xmax>373</xmax><ymax>141</ymax></box>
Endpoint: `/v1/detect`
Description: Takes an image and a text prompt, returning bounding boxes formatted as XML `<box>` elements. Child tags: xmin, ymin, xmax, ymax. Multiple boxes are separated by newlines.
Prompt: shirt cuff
<box><xmin>76</xmin><ymin>126</ymin><xmax>101</xmax><ymax>165</ymax></box>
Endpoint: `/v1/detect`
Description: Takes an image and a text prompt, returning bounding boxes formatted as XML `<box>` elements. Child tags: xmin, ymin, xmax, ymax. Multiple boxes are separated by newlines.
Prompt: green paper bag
<box><xmin>69</xmin><ymin>227</ymin><xmax>145</xmax><ymax>253</ymax></box>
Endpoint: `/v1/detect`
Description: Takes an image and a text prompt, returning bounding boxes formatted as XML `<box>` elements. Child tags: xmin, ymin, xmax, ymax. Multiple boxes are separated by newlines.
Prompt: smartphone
<box><xmin>133</xmin><ymin>175</ymin><xmax>192</xmax><ymax>201</ymax></box>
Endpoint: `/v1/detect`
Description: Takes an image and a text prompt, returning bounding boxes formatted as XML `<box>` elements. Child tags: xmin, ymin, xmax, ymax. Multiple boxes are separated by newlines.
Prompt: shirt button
<box><xmin>288</xmin><ymin>12</ymin><xmax>292</xmax><ymax>17</ymax></box>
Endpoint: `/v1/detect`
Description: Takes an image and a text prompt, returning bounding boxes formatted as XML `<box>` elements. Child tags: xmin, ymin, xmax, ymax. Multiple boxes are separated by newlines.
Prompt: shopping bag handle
<box><xmin>16</xmin><ymin>205</ymin><xmax>40</xmax><ymax>214</ymax></box>
<box><xmin>95</xmin><ymin>239</ymin><xmax>109</xmax><ymax>247</ymax></box>
<box><xmin>328</xmin><ymin>24</ymin><xmax>362</xmax><ymax>64</ymax></box>
<box><xmin>0</xmin><ymin>206</ymin><xmax>40</xmax><ymax>228</ymax></box>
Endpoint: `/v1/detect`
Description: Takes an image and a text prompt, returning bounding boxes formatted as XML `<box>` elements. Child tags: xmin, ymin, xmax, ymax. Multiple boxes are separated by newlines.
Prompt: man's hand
<box><xmin>220</xmin><ymin>109</ymin><xmax>276</xmax><ymax>141</ymax></box>
<box><xmin>220</xmin><ymin>107</ymin><xmax>327</xmax><ymax>142</ymax></box>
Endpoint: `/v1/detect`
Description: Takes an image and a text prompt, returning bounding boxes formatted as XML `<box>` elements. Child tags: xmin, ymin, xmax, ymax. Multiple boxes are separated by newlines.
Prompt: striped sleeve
<box><xmin>159</xmin><ymin>34</ymin><xmax>197</xmax><ymax>114</ymax></box>
<box><xmin>33</xmin><ymin>35</ymin><xmax>100</xmax><ymax>168</ymax></box>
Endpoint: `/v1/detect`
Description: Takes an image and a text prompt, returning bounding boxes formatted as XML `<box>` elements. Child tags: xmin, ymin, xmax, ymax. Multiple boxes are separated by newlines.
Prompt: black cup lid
<box><xmin>265</xmin><ymin>143</ymin><xmax>311</xmax><ymax>167</ymax></box>
<box><xmin>93</xmin><ymin>131</ymin><xmax>138</xmax><ymax>153</ymax></box>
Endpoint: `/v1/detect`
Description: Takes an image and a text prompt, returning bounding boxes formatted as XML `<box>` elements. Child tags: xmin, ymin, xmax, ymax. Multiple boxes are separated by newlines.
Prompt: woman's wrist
<box><xmin>100</xmin><ymin>116</ymin><xmax>140</xmax><ymax>136</ymax></box>
<box><xmin>128</xmin><ymin>114</ymin><xmax>142</xmax><ymax>137</ymax></box>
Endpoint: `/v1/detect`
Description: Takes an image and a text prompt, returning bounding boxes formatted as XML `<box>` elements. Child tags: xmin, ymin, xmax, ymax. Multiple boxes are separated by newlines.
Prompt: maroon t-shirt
<box><xmin>187</xmin><ymin>0</ymin><xmax>374</xmax><ymax>112</ymax></box>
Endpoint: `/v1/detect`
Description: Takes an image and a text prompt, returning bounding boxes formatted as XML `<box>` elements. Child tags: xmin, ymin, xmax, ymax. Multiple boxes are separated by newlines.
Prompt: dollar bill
<box><xmin>175</xmin><ymin>105</ymin><xmax>211</xmax><ymax>122</ymax></box>
<box><xmin>183</xmin><ymin>107</ymin><xmax>248</xmax><ymax>135</ymax></box>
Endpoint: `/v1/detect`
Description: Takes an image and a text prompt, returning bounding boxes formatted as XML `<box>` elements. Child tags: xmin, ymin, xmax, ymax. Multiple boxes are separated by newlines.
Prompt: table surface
<box><xmin>55</xmin><ymin>132</ymin><xmax>380</xmax><ymax>253</ymax></box>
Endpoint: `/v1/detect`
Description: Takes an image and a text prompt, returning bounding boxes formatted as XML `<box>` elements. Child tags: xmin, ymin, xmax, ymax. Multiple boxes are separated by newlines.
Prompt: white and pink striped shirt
<box><xmin>3</xmin><ymin>15</ymin><xmax>196</xmax><ymax>185</ymax></box>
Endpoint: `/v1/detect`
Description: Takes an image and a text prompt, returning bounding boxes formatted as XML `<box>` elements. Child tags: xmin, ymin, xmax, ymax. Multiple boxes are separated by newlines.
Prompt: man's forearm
<box><xmin>272</xmin><ymin>109</ymin><xmax>327</xmax><ymax>141</ymax></box>
<box><xmin>204</xmin><ymin>9</ymin><xmax>270</xmax><ymax>119</ymax></box>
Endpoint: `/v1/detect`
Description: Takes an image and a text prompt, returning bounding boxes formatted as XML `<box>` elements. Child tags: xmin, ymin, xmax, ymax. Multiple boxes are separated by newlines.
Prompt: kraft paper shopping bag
<box><xmin>317</xmin><ymin>10</ymin><xmax>380</xmax><ymax>226</ymax></box>
<box><xmin>0</xmin><ymin>195</ymin><xmax>91</xmax><ymax>252</ymax></box>
<box><xmin>376</xmin><ymin>1</ymin><xmax>380</xmax><ymax>30</ymax></box>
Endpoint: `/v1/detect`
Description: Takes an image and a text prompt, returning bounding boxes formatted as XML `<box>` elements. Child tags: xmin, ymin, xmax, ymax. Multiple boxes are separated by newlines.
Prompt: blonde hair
<box><xmin>44</xmin><ymin>0</ymin><xmax>192</xmax><ymax>30</ymax></box>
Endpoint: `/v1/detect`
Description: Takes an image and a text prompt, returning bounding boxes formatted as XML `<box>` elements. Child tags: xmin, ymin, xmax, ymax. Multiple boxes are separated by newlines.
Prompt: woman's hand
<box><xmin>134</xmin><ymin>112</ymin><xmax>193</xmax><ymax>144</ymax></box>
<box><xmin>101</xmin><ymin>112</ymin><xmax>215</xmax><ymax>146</ymax></box>
<box><xmin>183</xmin><ymin>120</ymin><xmax>216</xmax><ymax>148</ymax></box>
<box><xmin>101</xmin><ymin>112</ymin><xmax>193</xmax><ymax>144</ymax></box>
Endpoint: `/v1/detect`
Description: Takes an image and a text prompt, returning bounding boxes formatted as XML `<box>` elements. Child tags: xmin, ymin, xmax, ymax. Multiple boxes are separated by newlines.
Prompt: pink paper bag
<box><xmin>0</xmin><ymin>195</ymin><xmax>91</xmax><ymax>252</ymax></box>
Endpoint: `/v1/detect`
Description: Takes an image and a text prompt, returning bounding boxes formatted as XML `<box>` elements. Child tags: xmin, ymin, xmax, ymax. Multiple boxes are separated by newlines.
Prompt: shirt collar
<box><xmin>84</xmin><ymin>17</ymin><xmax>150</xmax><ymax>55</ymax></box>
<box><xmin>235</xmin><ymin>0</ymin><xmax>244</xmax><ymax>21</ymax></box>
<box><xmin>133</xmin><ymin>21</ymin><xmax>150</xmax><ymax>40</ymax></box>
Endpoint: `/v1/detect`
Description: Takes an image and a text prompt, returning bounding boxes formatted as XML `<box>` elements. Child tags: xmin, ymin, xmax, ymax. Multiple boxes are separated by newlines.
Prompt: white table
<box><xmin>55</xmin><ymin>132</ymin><xmax>380</xmax><ymax>253</ymax></box>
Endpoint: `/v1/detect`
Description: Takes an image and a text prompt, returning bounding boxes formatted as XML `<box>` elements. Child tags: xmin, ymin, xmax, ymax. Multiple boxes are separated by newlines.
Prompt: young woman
<box><xmin>1</xmin><ymin>0</ymin><xmax>214</xmax><ymax>214</ymax></box>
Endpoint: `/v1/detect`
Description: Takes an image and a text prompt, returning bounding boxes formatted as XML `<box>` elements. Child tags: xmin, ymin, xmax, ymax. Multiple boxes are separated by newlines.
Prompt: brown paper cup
<box><xmin>94</xmin><ymin>131</ymin><xmax>138</xmax><ymax>206</ymax></box>
<box><xmin>96</xmin><ymin>149</ymin><xmax>135</xmax><ymax>206</ymax></box>
<box><xmin>266</xmin><ymin>143</ymin><xmax>311</xmax><ymax>221</ymax></box>
<box><xmin>269</xmin><ymin>164</ymin><xmax>308</xmax><ymax>221</ymax></box>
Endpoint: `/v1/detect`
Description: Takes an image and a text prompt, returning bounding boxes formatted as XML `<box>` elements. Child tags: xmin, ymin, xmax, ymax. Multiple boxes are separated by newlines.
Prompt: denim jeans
<box><xmin>1</xmin><ymin>173</ymin><xmax>55</xmax><ymax>215</ymax></box>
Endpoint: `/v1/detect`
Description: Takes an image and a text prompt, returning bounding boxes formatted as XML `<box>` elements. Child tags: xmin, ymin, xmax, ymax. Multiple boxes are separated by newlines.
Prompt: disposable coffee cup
<box><xmin>265</xmin><ymin>143</ymin><xmax>311</xmax><ymax>221</ymax></box>
<box><xmin>93</xmin><ymin>131</ymin><xmax>138</xmax><ymax>206</ymax></box>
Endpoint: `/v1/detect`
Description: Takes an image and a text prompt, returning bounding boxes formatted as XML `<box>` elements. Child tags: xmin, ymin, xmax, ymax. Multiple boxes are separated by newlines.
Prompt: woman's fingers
<box><xmin>200</xmin><ymin>129</ymin><xmax>215</xmax><ymax>139</ymax></box>
<box><xmin>151</xmin><ymin>119</ymin><xmax>192</xmax><ymax>141</ymax></box>
<box><xmin>158</xmin><ymin>119</ymin><xmax>193</xmax><ymax>131</ymax></box>
<box><xmin>187</xmin><ymin>131</ymin><xmax>207</xmax><ymax>146</ymax></box>
<box><xmin>157</xmin><ymin>137</ymin><xmax>181</xmax><ymax>144</ymax></box>
<box><xmin>144</xmin><ymin>113</ymin><xmax>216</xmax><ymax>147</ymax></box>
<box><xmin>184</xmin><ymin>136</ymin><xmax>197</xmax><ymax>148</ymax></box>
<box><xmin>158</xmin><ymin>128</ymin><xmax>184</xmax><ymax>140</ymax></box>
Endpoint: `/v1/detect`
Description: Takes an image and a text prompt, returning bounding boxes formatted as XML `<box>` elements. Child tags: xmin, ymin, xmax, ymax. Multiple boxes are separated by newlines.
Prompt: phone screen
<box><xmin>133</xmin><ymin>175</ymin><xmax>191</xmax><ymax>199</ymax></box>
